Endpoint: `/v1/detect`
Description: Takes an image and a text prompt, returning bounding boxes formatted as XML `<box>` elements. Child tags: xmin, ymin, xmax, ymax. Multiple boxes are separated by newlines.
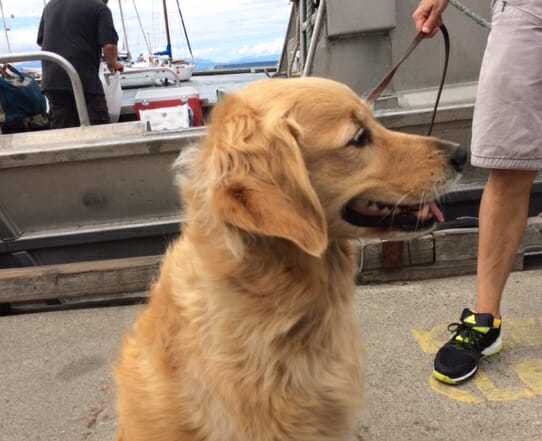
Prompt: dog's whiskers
<box><xmin>414</xmin><ymin>192</ymin><xmax>425</xmax><ymax>231</ymax></box>
<box><xmin>389</xmin><ymin>192</ymin><xmax>413</xmax><ymax>225</ymax></box>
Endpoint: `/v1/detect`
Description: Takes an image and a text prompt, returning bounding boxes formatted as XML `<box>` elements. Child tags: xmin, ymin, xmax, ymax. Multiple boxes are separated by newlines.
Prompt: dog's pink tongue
<box><xmin>430</xmin><ymin>202</ymin><xmax>445</xmax><ymax>223</ymax></box>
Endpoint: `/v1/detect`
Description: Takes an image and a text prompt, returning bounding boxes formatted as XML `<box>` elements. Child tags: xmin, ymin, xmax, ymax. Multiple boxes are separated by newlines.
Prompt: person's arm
<box><xmin>103</xmin><ymin>44</ymin><xmax>124</xmax><ymax>73</ymax></box>
<box><xmin>97</xmin><ymin>3</ymin><xmax>123</xmax><ymax>73</ymax></box>
<box><xmin>412</xmin><ymin>0</ymin><xmax>450</xmax><ymax>37</ymax></box>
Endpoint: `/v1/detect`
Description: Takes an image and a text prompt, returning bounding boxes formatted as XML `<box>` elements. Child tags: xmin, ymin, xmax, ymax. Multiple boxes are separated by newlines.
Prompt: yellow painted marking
<box><xmin>411</xmin><ymin>324</ymin><xmax>448</xmax><ymax>355</ymax></box>
<box><xmin>429</xmin><ymin>376</ymin><xmax>484</xmax><ymax>404</ymax></box>
<box><xmin>415</xmin><ymin>316</ymin><xmax>542</xmax><ymax>404</ymax></box>
<box><xmin>507</xmin><ymin>317</ymin><xmax>542</xmax><ymax>347</ymax></box>
<box><xmin>413</xmin><ymin>315</ymin><xmax>542</xmax><ymax>354</ymax></box>
<box><xmin>472</xmin><ymin>370</ymin><xmax>535</xmax><ymax>402</ymax></box>
<box><xmin>512</xmin><ymin>359</ymin><xmax>542</xmax><ymax>395</ymax></box>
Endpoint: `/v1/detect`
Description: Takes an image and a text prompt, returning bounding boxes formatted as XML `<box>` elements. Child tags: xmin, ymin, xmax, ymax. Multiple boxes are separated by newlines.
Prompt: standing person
<box><xmin>37</xmin><ymin>0</ymin><xmax>124</xmax><ymax>129</ymax></box>
<box><xmin>413</xmin><ymin>0</ymin><xmax>541</xmax><ymax>384</ymax></box>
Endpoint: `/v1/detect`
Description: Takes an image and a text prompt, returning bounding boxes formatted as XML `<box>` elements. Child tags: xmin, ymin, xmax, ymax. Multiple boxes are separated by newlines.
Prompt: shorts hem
<box><xmin>471</xmin><ymin>154</ymin><xmax>542</xmax><ymax>171</ymax></box>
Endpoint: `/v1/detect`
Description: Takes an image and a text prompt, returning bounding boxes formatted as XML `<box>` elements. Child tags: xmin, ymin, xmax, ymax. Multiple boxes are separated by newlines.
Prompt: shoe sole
<box><xmin>432</xmin><ymin>336</ymin><xmax>503</xmax><ymax>385</ymax></box>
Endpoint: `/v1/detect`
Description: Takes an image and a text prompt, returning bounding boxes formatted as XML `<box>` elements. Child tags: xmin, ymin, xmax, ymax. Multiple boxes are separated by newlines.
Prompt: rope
<box><xmin>450</xmin><ymin>0</ymin><xmax>492</xmax><ymax>29</ymax></box>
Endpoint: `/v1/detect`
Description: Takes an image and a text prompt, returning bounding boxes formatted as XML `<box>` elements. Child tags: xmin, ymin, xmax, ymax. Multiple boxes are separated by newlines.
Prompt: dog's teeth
<box><xmin>367</xmin><ymin>203</ymin><xmax>380</xmax><ymax>213</ymax></box>
<box><xmin>418</xmin><ymin>204</ymin><xmax>430</xmax><ymax>218</ymax></box>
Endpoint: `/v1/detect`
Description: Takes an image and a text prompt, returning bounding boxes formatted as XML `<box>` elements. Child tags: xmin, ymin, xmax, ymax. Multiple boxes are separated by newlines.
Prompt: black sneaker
<box><xmin>433</xmin><ymin>308</ymin><xmax>502</xmax><ymax>384</ymax></box>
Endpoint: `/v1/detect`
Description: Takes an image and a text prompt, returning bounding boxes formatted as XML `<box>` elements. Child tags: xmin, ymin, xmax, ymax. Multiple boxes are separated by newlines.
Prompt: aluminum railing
<box><xmin>0</xmin><ymin>51</ymin><xmax>90</xmax><ymax>126</ymax></box>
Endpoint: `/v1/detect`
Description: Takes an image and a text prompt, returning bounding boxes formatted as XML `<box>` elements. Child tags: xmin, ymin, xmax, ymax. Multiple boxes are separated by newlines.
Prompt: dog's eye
<box><xmin>349</xmin><ymin>129</ymin><xmax>372</xmax><ymax>148</ymax></box>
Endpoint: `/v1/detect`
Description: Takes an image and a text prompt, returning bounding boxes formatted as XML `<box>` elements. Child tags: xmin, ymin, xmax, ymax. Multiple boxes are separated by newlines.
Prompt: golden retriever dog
<box><xmin>114</xmin><ymin>77</ymin><xmax>466</xmax><ymax>441</ymax></box>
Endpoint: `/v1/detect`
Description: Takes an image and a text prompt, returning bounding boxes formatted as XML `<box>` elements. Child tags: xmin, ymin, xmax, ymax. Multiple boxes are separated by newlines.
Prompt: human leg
<box><xmin>85</xmin><ymin>93</ymin><xmax>109</xmax><ymax>125</ymax></box>
<box><xmin>475</xmin><ymin>169</ymin><xmax>537</xmax><ymax>318</ymax></box>
<box><xmin>44</xmin><ymin>91</ymin><xmax>79</xmax><ymax>129</ymax></box>
<box><xmin>433</xmin><ymin>170</ymin><xmax>536</xmax><ymax>384</ymax></box>
<box><xmin>432</xmin><ymin>0</ymin><xmax>542</xmax><ymax>385</ymax></box>
<box><xmin>45</xmin><ymin>91</ymin><xmax>109</xmax><ymax>128</ymax></box>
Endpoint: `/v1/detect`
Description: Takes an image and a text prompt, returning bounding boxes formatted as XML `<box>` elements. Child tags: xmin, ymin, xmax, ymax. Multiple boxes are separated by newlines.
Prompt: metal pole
<box><xmin>298</xmin><ymin>0</ymin><xmax>306</xmax><ymax>73</ymax></box>
<box><xmin>302</xmin><ymin>0</ymin><xmax>326</xmax><ymax>77</ymax></box>
<box><xmin>0</xmin><ymin>51</ymin><xmax>90</xmax><ymax>126</ymax></box>
<box><xmin>162</xmin><ymin>0</ymin><xmax>173</xmax><ymax>63</ymax></box>
<box><xmin>0</xmin><ymin>0</ymin><xmax>11</xmax><ymax>53</ymax></box>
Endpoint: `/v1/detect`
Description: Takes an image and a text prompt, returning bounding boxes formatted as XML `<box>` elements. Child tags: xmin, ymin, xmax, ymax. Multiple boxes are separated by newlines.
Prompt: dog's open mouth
<box><xmin>342</xmin><ymin>198</ymin><xmax>444</xmax><ymax>231</ymax></box>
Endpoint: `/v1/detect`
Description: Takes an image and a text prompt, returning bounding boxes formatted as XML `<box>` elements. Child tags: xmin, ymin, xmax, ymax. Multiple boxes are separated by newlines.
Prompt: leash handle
<box><xmin>366</xmin><ymin>24</ymin><xmax>450</xmax><ymax>136</ymax></box>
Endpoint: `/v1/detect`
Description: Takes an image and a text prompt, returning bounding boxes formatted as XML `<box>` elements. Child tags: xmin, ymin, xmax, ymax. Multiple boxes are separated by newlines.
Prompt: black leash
<box><xmin>366</xmin><ymin>24</ymin><xmax>450</xmax><ymax>136</ymax></box>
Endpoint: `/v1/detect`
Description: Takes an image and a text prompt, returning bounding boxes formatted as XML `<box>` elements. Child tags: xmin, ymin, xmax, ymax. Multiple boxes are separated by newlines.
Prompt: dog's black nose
<box><xmin>450</xmin><ymin>146</ymin><xmax>467</xmax><ymax>172</ymax></box>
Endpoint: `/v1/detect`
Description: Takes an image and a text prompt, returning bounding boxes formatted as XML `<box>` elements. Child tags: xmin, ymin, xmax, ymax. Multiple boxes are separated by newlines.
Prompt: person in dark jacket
<box><xmin>37</xmin><ymin>0</ymin><xmax>124</xmax><ymax>128</ymax></box>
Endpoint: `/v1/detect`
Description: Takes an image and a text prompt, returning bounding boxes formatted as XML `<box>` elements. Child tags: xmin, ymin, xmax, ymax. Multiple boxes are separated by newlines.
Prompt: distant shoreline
<box><xmin>10</xmin><ymin>57</ymin><xmax>280</xmax><ymax>73</ymax></box>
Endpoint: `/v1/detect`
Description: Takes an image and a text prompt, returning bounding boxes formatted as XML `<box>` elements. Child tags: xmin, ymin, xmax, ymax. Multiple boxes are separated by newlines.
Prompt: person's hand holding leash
<box><xmin>413</xmin><ymin>0</ymin><xmax>450</xmax><ymax>37</ymax></box>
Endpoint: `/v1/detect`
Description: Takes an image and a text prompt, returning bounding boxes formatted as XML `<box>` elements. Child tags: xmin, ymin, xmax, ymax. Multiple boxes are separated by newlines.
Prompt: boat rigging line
<box><xmin>0</xmin><ymin>0</ymin><xmax>11</xmax><ymax>53</ymax></box>
<box><xmin>174</xmin><ymin>0</ymin><xmax>194</xmax><ymax>64</ymax></box>
<box><xmin>131</xmin><ymin>0</ymin><xmax>153</xmax><ymax>58</ymax></box>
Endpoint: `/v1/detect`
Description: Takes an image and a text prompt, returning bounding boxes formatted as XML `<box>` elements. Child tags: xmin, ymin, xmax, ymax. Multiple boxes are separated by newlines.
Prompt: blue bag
<box><xmin>0</xmin><ymin>64</ymin><xmax>47</xmax><ymax>125</ymax></box>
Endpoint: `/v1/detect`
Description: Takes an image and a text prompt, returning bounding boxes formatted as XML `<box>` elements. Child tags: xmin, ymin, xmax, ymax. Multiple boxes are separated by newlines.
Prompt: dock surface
<box><xmin>1</xmin><ymin>270</ymin><xmax>542</xmax><ymax>441</ymax></box>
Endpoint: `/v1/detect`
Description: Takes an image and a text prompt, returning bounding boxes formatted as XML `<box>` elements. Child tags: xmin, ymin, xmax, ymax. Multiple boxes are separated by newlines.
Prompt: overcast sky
<box><xmin>0</xmin><ymin>0</ymin><xmax>292</xmax><ymax>62</ymax></box>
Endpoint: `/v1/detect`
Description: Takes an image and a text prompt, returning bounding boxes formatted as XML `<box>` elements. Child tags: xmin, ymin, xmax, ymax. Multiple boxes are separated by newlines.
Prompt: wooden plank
<box><xmin>0</xmin><ymin>255</ymin><xmax>162</xmax><ymax>303</ymax></box>
<box><xmin>358</xmin><ymin>258</ymin><xmax>478</xmax><ymax>284</ymax></box>
<box><xmin>434</xmin><ymin>216</ymin><xmax>542</xmax><ymax>262</ymax></box>
<box><xmin>357</xmin><ymin>216</ymin><xmax>542</xmax><ymax>283</ymax></box>
<box><xmin>520</xmin><ymin>216</ymin><xmax>542</xmax><ymax>253</ymax></box>
<box><xmin>3</xmin><ymin>216</ymin><xmax>541</xmax><ymax>302</ymax></box>
<box><xmin>357</xmin><ymin>255</ymin><xmax>524</xmax><ymax>284</ymax></box>
<box><xmin>361</xmin><ymin>236</ymin><xmax>434</xmax><ymax>270</ymax></box>
<box><xmin>434</xmin><ymin>228</ymin><xmax>478</xmax><ymax>262</ymax></box>
<box><xmin>408</xmin><ymin>236</ymin><xmax>435</xmax><ymax>265</ymax></box>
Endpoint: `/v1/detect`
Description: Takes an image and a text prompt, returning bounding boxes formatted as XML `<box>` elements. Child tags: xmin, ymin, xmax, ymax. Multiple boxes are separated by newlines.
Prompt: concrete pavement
<box><xmin>1</xmin><ymin>270</ymin><xmax>541</xmax><ymax>441</ymax></box>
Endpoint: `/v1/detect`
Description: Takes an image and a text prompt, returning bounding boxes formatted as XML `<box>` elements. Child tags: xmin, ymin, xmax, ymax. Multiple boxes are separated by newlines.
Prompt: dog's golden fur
<box><xmin>115</xmin><ymin>77</ymin><xmax>462</xmax><ymax>441</ymax></box>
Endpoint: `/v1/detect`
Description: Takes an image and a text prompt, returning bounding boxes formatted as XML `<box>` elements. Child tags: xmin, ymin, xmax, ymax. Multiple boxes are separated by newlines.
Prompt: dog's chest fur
<box><xmin>162</xmin><ymin>238</ymin><xmax>366</xmax><ymax>441</ymax></box>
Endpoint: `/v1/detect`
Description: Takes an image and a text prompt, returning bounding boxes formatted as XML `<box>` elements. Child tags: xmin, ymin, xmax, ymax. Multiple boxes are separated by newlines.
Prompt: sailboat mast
<box><xmin>162</xmin><ymin>0</ymin><xmax>172</xmax><ymax>62</ymax></box>
<box><xmin>0</xmin><ymin>0</ymin><xmax>11</xmax><ymax>53</ymax></box>
<box><xmin>118</xmin><ymin>0</ymin><xmax>132</xmax><ymax>62</ymax></box>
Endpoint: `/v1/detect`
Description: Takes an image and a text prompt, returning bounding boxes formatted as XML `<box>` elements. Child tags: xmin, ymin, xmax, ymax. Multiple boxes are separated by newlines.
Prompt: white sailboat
<box><xmin>118</xmin><ymin>0</ymin><xmax>195</xmax><ymax>89</ymax></box>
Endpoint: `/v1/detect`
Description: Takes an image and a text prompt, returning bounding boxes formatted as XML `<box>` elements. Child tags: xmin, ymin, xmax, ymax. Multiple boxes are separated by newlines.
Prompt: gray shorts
<box><xmin>471</xmin><ymin>0</ymin><xmax>542</xmax><ymax>170</ymax></box>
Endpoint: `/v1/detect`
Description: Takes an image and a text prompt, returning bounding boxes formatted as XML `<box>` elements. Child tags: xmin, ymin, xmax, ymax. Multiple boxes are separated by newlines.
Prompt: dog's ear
<box><xmin>208</xmin><ymin>93</ymin><xmax>328</xmax><ymax>257</ymax></box>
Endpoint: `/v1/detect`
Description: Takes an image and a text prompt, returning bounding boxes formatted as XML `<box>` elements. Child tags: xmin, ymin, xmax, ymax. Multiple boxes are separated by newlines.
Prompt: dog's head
<box><xmin>177</xmin><ymin>77</ymin><xmax>465</xmax><ymax>258</ymax></box>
